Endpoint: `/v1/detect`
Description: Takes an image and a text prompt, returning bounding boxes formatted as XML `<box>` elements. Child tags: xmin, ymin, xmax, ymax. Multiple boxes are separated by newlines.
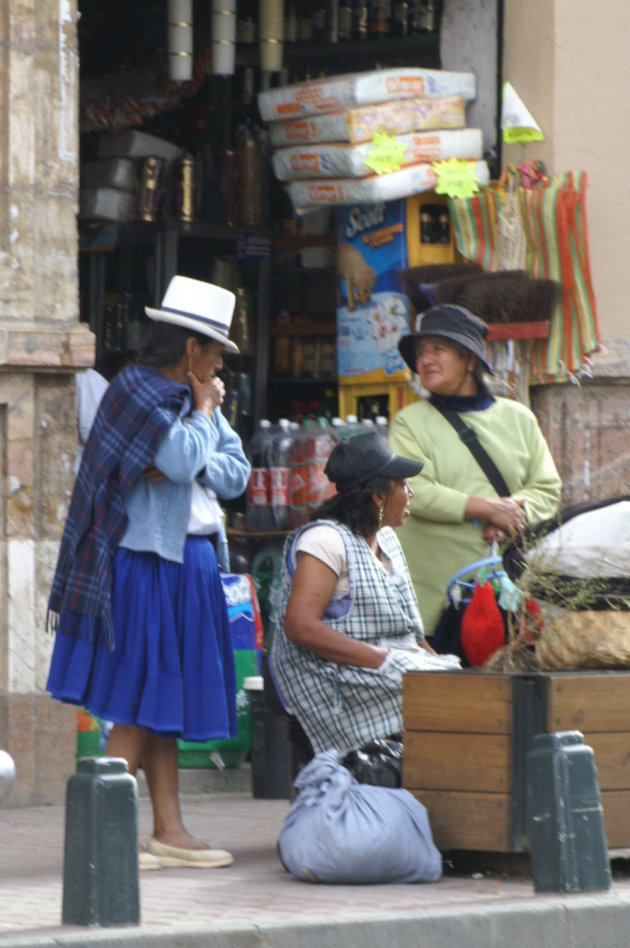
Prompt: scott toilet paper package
<box><xmin>258</xmin><ymin>68</ymin><xmax>476</xmax><ymax>122</ymax></box>
<box><xmin>336</xmin><ymin>200</ymin><xmax>413</xmax><ymax>382</ymax></box>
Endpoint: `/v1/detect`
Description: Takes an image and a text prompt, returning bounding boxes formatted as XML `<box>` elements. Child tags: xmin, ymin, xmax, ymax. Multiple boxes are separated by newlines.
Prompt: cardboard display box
<box><xmin>402</xmin><ymin>670</ymin><xmax>630</xmax><ymax>853</ymax></box>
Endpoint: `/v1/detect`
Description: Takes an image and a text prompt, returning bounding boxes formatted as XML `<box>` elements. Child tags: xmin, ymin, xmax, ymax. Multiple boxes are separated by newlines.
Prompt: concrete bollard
<box><xmin>62</xmin><ymin>756</ymin><xmax>140</xmax><ymax>927</ymax></box>
<box><xmin>527</xmin><ymin>730</ymin><xmax>611</xmax><ymax>893</ymax></box>
<box><xmin>0</xmin><ymin>750</ymin><xmax>16</xmax><ymax>804</ymax></box>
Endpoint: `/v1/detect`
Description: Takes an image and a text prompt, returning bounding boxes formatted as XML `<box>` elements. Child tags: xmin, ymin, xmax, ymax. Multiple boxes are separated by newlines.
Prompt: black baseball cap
<box><xmin>398</xmin><ymin>303</ymin><xmax>493</xmax><ymax>374</ymax></box>
<box><xmin>324</xmin><ymin>432</ymin><xmax>423</xmax><ymax>493</ymax></box>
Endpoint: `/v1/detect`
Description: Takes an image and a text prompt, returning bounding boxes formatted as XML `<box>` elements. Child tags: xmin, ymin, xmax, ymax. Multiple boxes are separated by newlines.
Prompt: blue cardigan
<box><xmin>120</xmin><ymin>407</ymin><xmax>250</xmax><ymax>572</ymax></box>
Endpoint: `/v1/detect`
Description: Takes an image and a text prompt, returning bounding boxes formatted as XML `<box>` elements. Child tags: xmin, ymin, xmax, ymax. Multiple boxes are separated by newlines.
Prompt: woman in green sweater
<box><xmin>389</xmin><ymin>304</ymin><xmax>562</xmax><ymax>639</ymax></box>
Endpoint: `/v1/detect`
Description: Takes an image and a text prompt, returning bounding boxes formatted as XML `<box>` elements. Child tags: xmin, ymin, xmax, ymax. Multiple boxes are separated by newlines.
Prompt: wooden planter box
<box><xmin>402</xmin><ymin>670</ymin><xmax>630</xmax><ymax>853</ymax></box>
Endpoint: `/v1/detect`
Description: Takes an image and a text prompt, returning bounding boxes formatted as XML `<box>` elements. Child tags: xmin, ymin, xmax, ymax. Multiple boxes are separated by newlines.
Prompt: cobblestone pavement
<box><xmin>1</xmin><ymin>790</ymin><xmax>630</xmax><ymax>947</ymax></box>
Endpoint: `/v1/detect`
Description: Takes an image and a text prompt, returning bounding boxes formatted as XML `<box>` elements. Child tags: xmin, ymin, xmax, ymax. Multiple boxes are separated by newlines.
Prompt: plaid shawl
<box><xmin>47</xmin><ymin>364</ymin><xmax>191</xmax><ymax>651</ymax></box>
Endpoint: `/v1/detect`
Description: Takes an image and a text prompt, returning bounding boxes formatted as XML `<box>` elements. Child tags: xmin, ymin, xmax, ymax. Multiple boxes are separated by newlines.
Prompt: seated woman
<box><xmin>269</xmin><ymin>432</ymin><xmax>459</xmax><ymax>757</ymax></box>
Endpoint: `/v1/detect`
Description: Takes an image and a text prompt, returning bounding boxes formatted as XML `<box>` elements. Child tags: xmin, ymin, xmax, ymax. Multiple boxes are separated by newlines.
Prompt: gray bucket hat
<box><xmin>398</xmin><ymin>304</ymin><xmax>493</xmax><ymax>375</ymax></box>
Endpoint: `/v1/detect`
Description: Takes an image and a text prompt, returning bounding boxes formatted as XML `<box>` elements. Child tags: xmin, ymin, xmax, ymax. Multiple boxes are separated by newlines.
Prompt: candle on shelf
<box><xmin>211</xmin><ymin>0</ymin><xmax>237</xmax><ymax>76</ymax></box>
<box><xmin>259</xmin><ymin>0</ymin><xmax>284</xmax><ymax>73</ymax></box>
<box><xmin>168</xmin><ymin>0</ymin><xmax>193</xmax><ymax>81</ymax></box>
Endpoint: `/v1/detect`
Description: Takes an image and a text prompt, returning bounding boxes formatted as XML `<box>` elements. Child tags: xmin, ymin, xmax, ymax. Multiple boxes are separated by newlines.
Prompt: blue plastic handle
<box><xmin>446</xmin><ymin>556</ymin><xmax>506</xmax><ymax>605</ymax></box>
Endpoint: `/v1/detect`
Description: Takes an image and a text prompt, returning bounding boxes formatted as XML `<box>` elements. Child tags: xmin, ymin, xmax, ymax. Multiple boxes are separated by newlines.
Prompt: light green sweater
<box><xmin>389</xmin><ymin>397</ymin><xmax>562</xmax><ymax>637</ymax></box>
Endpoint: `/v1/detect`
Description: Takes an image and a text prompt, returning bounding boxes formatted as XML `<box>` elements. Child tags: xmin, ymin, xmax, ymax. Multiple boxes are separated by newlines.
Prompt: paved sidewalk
<box><xmin>1</xmin><ymin>780</ymin><xmax>630</xmax><ymax>948</ymax></box>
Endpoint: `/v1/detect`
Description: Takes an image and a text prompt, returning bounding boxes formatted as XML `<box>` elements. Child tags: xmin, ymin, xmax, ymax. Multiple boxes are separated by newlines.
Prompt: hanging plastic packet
<box><xmin>497</xmin><ymin>574</ymin><xmax>523</xmax><ymax>613</ymax></box>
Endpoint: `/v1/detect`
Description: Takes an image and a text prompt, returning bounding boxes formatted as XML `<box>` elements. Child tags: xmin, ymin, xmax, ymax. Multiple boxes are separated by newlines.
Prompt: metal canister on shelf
<box><xmin>172</xmin><ymin>157</ymin><xmax>202</xmax><ymax>221</ymax></box>
<box><xmin>237</xmin><ymin>137</ymin><xmax>264</xmax><ymax>228</ymax></box>
<box><xmin>352</xmin><ymin>0</ymin><xmax>369</xmax><ymax>38</ymax></box>
<box><xmin>273</xmin><ymin>335</ymin><xmax>291</xmax><ymax>375</ymax></box>
<box><xmin>230</xmin><ymin>286</ymin><xmax>255</xmax><ymax>354</ymax></box>
<box><xmin>410</xmin><ymin>0</ymin><xmax>440</xmax><ymax>33</ymax></box>
<box><xmin>137</xmin><ymin>157</ymin><xmax>167</xmax><ymax>221</ymax></box>
<box><xmin>320</xmin><ymin>339</ymin><xmax>336</xmax><ymax>377</ymax></box>
<box><xmin>368</xmin><ymin>0</ymin><xmax>392</xmax><ymax>35</ymax></box>
<box><xmin>392</xmin><ymin>0</ymin><xmax>409</xmax><ymax>35</ymax></box>
<box><xmin>338</xmin><ymin>0</ymin><xmax>353</xmax><ymax>38</ymax></box>
<box><xmin>219</xmin><ymin>149</ymin><xmax>239</xmax><ymax>225</ymax></box>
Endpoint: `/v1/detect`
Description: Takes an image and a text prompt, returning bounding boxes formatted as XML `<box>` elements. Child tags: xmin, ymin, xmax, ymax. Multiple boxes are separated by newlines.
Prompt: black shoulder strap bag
<box><xmin>430</xmin><ymin>401</ymin><xmax>510</xmax><ymax>661</ymax></box>
<box><xmin>431</xmin><ymin>402</ymin><xmax>510</xmax><ymax>497</ymax></box>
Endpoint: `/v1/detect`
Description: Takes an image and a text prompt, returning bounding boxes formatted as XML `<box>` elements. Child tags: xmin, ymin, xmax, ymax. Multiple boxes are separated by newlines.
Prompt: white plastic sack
<box><xmin>286</xmin><ymin>160</ymin><xmax>490</xmax><ymax>210</ymax></box>
<box><xmin>278</xmin><ymin>750</ymin><xmax>442</xmax><ymax>884</ymax></box>
<box><xmin>524</xmin><ymin>500</ymin><xmax>630</xmax><ymax>578</ymax></box>
<box><xmin>258</xmin><ymin>68</ymin><xmax>476</xmax><ymax>122</ymax></box>
<box><xmin>272</xmin><ymin>129</ymin><xmax>483</xmax><ymax>181</ymax></box>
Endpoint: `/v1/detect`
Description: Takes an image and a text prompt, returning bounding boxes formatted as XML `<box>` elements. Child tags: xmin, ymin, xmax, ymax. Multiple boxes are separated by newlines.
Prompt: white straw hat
<box><xmin>145</xmin><ymin>275</ymin><xmax>239</xmax><ymax>353</ymax></box>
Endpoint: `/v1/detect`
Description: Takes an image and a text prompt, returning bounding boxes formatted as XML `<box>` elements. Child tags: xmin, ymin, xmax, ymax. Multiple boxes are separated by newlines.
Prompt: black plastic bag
<box><xmin>431</xmin><ymin>602</ymin><xmax>467</xmax><ymax>662</ymax></box>
<box><xmin>341</xmin><ymin>738</ymin><xmax>403</xmax><ymax>788</ymax></box>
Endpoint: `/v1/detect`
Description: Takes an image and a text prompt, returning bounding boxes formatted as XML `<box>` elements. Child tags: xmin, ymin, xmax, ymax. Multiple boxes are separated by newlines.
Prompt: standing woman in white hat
<box><xmin>46</xmin><ymin>276</ymin><xmax>251</xmax><ymax>869</ymax></box>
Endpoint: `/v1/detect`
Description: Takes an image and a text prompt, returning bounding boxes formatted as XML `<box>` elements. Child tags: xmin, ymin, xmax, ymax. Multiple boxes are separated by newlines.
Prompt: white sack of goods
<box><xmin>286</xmin><ymin>159</ymin><xmax>490</xmax><ymax>210</ymax></box>
<box><xmin>272</xmin><ymin>128</ymin><xmax>483</xmax><ymax>181</ymax></box>
<box><xmin>258</xmin><ymin>67</ymin><xmax>476</xmax><ymax>123</ymax></box>
<box><xmin>268</xmin><ymin>95</ymin><xmax>467</xmax><ymax>147</ymax></box>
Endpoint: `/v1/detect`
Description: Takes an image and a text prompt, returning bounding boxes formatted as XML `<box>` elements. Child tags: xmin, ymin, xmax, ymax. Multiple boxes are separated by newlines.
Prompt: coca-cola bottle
<box><xmin>288</xmin><ymin>419</ymin><xmax>313</xmax><ymax>529</ymax></box>
<box><xmin>306</xmin><ymin>417</ymin><xmax>339</xmax><ymax>517</ymax></box>
<box><xmin>246</xmin><ymin>418</ymin><xmax>273</xmax><ymax>530</ymax></box>
<box><xmin>269</xmin><ymin>418</ymin><xmax>293</xmax><ymax>530</ymax></box>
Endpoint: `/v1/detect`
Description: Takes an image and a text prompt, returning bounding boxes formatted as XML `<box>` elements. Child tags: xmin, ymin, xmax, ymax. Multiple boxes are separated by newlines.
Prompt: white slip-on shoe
<box><xmin>147</xmin><ymin>838</ymin><xmax>234</xmax><ymax>868</ymax></box>
<box><xmin>139</xmin><ymin>849</ymin><xmax>163</xmax><ymax>871</ymax></box>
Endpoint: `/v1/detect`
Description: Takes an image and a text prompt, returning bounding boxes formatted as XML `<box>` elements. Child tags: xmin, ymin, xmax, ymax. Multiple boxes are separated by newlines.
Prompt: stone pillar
<box><xmin>0</xmin><ymin>0</ymin><xmax>94</xmax><ymax>804</ymax></box>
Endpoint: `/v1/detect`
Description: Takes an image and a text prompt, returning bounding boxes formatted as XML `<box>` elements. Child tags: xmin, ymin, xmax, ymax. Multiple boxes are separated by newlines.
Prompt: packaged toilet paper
<box><xmin>268</xmin><ymin>95</ymin><xmax>467</xmax><ymax>147</ymax></box>
<box><xmin>272</xmin><ymin>128</ymin><xmax>483</xmax><ymax>181</ymax></box>
<box><xmin>286</xmin><ymin>160</ymin><xmax>490</xmax><ymax>210</ymax></box>
<box><xmin>258</xmin><ymin>68</ymin><xmax>476</xmax><ymax>123</ymax></box>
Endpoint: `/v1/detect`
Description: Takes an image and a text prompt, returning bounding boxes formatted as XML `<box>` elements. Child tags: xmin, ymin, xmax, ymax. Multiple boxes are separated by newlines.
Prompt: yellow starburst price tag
<box><xmin>503</xmin><ymin>127</ymin><xmax>545</xmax><ymax>144</ymax></box>
<box><xmin>433</xmin><ymin>158</ymin><xmax>481</xmax><ymax>200</ymax></box>
<box><xmin>364</xmin><ymin>132</ymin><xmax>407</xmax><ymax>176</ymax></box>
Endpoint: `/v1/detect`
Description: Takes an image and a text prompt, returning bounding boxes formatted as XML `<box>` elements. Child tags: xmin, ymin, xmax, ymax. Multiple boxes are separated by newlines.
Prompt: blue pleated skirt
<box><xmin>47</xmin><ymin>537</ymin><xmax>237</xmax><ymax>741</ymax></box>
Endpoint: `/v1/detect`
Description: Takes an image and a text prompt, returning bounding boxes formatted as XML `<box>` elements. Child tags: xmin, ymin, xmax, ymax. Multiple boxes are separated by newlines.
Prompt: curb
<box><xmin>2</xmin><ymin>894</ymin><xmax>629</xmax><ymax>948</ymax></box>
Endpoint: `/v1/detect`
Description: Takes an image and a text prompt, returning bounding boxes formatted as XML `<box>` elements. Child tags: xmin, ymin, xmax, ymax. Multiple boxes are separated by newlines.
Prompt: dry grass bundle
<box><xmin>536</xmin><ymin>611</ymin><xmax>630</xmax><ymax>670</ymax></box>
<box><xmin>484</xmin><ymin>635</ymin><xmax>541</xmax><ymax>673</ymax></box>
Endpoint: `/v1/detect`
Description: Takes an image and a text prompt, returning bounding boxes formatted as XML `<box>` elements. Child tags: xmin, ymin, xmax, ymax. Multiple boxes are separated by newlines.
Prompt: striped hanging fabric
<box><xmin>520</xmin><ymin>171</ymin><xmax>600</xmax><ymax>383</ymax></box>
<box><xmin>449</xmin><ymin>170</ymin><xmax>600</xmax><ymax>383</ymax></box>
<box><xmin>449</xmin><ymin>185</ymin><xmax>502</xmax><ymax>274</ymax></box>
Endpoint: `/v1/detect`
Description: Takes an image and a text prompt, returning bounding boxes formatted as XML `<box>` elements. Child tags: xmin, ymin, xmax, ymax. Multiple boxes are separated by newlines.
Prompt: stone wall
<box><xmin>532</xmin><ymin>340</ymin><xmax>630</xmax><ymax>507</ymax></box>
<box><xmin>0</xmin><ymin>0</ymin><xmax>94</xmax><ymax>805</ymax></box>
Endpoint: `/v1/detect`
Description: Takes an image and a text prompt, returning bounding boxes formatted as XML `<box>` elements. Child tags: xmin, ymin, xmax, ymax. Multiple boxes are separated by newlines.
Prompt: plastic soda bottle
<box><xmin>269</xmin><ymin>418</ymin><xmax>292</xmax><ymax>530</ymax></box>
<box><xmin>375</xmin><ymin>415</ymin><xmax>389</xmax><ymax>437</ymax></box>
<box><xmin>306</xmin><ymin>417</ymin><xmax>339</xmax><ymax>516</ymax></box>
<box><xmin>289</xmin><ymin>419</ymin><xmax>313</xmax><ymax>529</ymax></box>
<box><xmin>246</xmin><ymin>419</ymin><xmax>273</xmax><ymax>530</ymax></box>
<box><xmin>336</xmin><ymin>413</ymin><xmax>363</xmax><ymax>440</ymax></box>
